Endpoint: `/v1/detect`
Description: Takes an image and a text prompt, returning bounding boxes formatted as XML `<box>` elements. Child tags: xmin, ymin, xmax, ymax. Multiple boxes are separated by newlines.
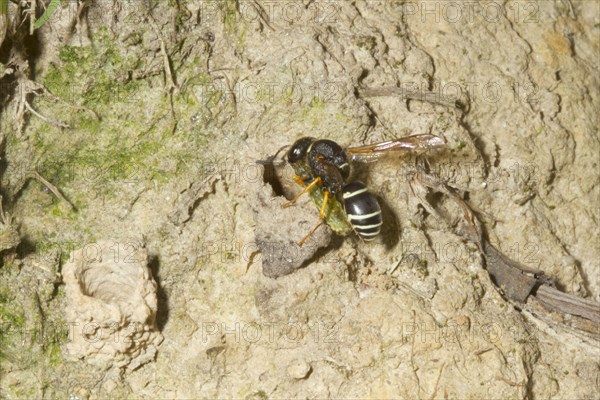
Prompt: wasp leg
<box><xmin>298</xmin><ymin>221</ymin><xmax>324</xmax><ymax>247</ymax></box>
<box><xmin>292</xmin><ymin>175</ymin><xmax>305</xmax><ymax>186</ymax></box>
<box><xmin>298</xmin><ymin>191</ymin><xmax>330</xmax><ymax>246</ymax></box>
<box><xmin>319</xmin><ymin>190</ymin><xmax>330</xmax><ymax>219</ymax></box>
<box><xmin>282</xmin><ymin>176</ymin><xmax>321</xmax><ymax>208</ymax></box>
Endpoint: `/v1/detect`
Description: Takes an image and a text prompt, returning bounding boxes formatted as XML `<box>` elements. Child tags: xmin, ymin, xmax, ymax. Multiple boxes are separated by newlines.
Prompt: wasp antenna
<box><xmin>255</xmin><ymin>144</ymin><xmax>290</xmax><ymax>166</ymax></box>
<box><xmin>255</xmin><ymin>159</ymin><xmax>285</xmax><ymax>166</ymax></box>
<box><xmin>255</xmin><ymin>144</ymin><xmax>291</xmax><ymax>165</ymax></box>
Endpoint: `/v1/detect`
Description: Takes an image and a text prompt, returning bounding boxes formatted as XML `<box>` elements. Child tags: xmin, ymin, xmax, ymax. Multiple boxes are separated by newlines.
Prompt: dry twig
<box><xmin>410</xmin><ymin>168</ymin><xmax>600</xmax><ymax>341</ymax></box>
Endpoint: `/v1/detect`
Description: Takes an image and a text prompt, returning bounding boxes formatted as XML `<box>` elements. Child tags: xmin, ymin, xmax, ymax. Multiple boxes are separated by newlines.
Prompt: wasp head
<box><xmin>287</xmin><ymin>137</ymin><xmax>315</xmax><ymax>164</ymax></box>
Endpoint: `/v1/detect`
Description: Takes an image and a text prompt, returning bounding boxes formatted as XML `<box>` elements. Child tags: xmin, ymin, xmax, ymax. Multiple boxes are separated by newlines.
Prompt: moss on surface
<box><xmin>1</xmin><ymin>26</ymin><xmax>220</xmax><ymax>388</ymax></box>
<box><xmin>22</xmin><ymin>29</ymin><xmax>221</xmax><ymax>221</ymax></box>
<box><xmin>0</xmin><ymin>287</ymin><xmax>26</xmax><ymax>339</ymax></box>
<box><xmin>223</xmin><ymin>0</ymin><xmax>248</xmax><ymax>46</ymax></box>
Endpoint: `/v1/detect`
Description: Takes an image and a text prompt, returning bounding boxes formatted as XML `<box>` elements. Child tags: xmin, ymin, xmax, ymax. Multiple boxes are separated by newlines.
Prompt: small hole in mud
<box><xmin>425</xmin><ymin>191</ymin><xmax>444</xmax><ymax>209</ymax></box>
<box><xmin>79</xmin><ymin>264</ymin><xmax>136</xmax><ymax>304</ymax></box>
<box><xmin>417</xmin><ymin>203</ymin><xmax>430</xmax><ymax>220</ymax></box>
<box><xmin>262</xmin><ymin>162</ymin><xmax>286</xmax><ymax>197</ymax></box>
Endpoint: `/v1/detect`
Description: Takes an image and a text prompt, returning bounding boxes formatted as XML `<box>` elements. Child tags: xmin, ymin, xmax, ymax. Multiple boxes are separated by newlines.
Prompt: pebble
<box><xmin>287</xmin><ymin>359</ymin><xmax>312</xmax><ymax>380</ymax></box>
<box><xmin>561</xmin><ymin>255</ymin><xmax>576</xmax><ymax>267</ymax></box>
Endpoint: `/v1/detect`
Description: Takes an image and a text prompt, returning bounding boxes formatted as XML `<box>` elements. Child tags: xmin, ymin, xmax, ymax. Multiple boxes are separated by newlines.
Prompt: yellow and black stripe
<box><xmin>342</xmin><ymin>182</ymin><xmax>382</xmax><ymax>241</ymax></box>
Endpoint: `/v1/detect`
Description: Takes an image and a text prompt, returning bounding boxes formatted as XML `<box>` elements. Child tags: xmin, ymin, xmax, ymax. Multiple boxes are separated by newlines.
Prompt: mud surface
<box><xmin>0</xmin><ymin>0</ymin><xmax>598</xmax><ymax>398</ymax></box>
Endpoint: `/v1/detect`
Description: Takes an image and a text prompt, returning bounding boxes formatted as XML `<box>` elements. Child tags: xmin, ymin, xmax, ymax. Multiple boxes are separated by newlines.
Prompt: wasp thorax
<box><xmin>307</xmin><ymin>139</ymin><xmax>350</xmax><ymax>194</ymax></box>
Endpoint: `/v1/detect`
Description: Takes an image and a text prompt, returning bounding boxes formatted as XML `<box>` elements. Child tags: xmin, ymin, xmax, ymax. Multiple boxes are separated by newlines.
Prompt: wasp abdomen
<box><xmin>342</xmin><ymin>182</ymin><xmax>382</xmax><ymax>241</ymax></box>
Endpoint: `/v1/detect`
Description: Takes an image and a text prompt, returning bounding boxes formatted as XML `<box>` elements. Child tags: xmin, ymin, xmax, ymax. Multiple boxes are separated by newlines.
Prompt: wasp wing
<box><xmin>346</xmin><ymin>134</ymin><xmax>446</xmax><ymax>163</ymax></box>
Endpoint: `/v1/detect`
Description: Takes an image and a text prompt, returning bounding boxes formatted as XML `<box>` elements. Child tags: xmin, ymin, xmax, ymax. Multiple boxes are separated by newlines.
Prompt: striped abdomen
<box><xmin>342</xmin><ymin>182</ymin><xmax>382</xmax><ymax>241</ymax></box>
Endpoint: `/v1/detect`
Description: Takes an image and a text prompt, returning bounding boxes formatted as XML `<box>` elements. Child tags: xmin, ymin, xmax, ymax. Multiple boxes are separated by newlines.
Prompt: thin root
<box><xmin>24</xmin><ymin>171</ymin><xmax>76</xmax><ymax>211</ymax></box>
<box><xmin>24</xmin><ymin>100</ymin><xmax>70</xmax><ymax>129</ymax></box>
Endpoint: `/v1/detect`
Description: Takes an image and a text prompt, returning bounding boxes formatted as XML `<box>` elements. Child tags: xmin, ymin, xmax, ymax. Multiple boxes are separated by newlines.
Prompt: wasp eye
<box><xmin>287</xmin><ymin>137</ymin><xmax>314</xmax><ymax>164</ymax></box>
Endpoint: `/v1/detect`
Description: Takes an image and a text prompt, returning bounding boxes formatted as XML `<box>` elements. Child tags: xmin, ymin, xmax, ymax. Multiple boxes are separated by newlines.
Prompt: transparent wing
<box><xmin>346</xmin><ymin>134</ymin><xmax>446</xmax><ymax>163</ymax></box>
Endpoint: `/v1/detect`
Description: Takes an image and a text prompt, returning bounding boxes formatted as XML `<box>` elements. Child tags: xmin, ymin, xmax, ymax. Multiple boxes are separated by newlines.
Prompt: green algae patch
<box><xmin>223</xmin><ymin>0</ymin><xmax>248</xmax><ymax>47</ymax></box>
<box><xmin>45</xmin><ymin>30</ymin><xmax>140</xmax><ymax>109</ymax></box>
<box><xmin>0</xmin><ymin>279</ymin><xmax>69</xmax><ymax>397</ymax></box>
<box><xmin>0</xmin><ymin>288</ymin><xmax>26</xmax><ymax>342</ymax></box>
<box><xmin>34</xmin><ymin>38</ymin><xmax>214</xmax><ymax>202</ymax></box>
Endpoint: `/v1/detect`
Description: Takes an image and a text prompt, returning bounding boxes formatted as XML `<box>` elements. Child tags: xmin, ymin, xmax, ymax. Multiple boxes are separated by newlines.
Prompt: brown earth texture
<box><xmin>0</xmin><ymin>0</ymin><xmax>599</xmax><ymax>399</ymax></box>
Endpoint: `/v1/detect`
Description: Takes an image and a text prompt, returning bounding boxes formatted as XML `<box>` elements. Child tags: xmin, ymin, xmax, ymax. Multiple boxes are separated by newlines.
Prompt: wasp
<box><xmin>283</xmin><ymin>134</ymin><xmax>446</xmax><ymax>245</ymax></box>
